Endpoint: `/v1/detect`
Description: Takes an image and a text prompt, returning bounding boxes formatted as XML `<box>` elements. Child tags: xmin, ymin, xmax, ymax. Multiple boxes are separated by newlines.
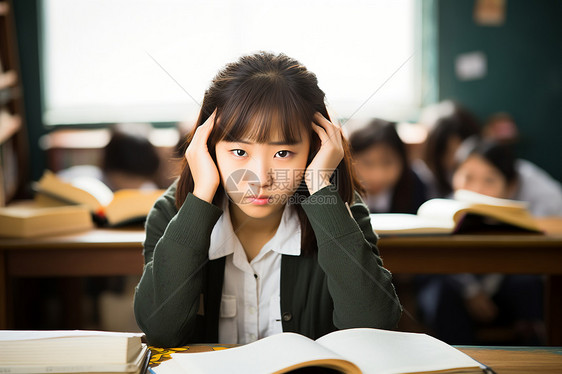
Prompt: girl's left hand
<box><xmin>305</xmin><ymin>112</ymin><xmax>345</xmax><ymax>195</ymax></box>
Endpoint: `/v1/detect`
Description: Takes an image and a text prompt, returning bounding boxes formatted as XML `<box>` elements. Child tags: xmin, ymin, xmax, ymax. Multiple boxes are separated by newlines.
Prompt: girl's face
<box><xmin>452</xmin><ymin>154</ymin><xmax>510</xmax><ymax>198</ymax></box>
<box><xmin>215</xmin><ymin>128</ymin><xmax>311</xmax><ymax>220</ymax></box>
<box><xmin>353</xmin><ymin>144</ymin><xmax>403</xmax><ymax>195</ymax></box>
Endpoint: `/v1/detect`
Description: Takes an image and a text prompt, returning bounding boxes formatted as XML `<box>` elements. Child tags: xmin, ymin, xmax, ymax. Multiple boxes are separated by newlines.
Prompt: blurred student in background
<box><xmin>454</xmin><ymin>137</ymin><xmax>562</xmax><ymax>217</ymax></box>
<box><xmin>416</xmin><ymin>101</ymin><xmax>481</xmax><ymax>198</ymax></box>
<box><xmin>57</xmin><ymin>124</ymin><xmax>161</xmax><ymax>331</ymax></box>
<box><xmin>417</xmin><ymin>139</ymin><xmax>559</xmax><ymax>345</ymax></box>
<box><xmin>348</xmin><ymin>118</ymin><xmax>428</xmax><ymax>214</ymax></box>
<box><xmin>481</xmin><ymin>113</ymin><xmax>519</xmax><ymax>145</ymax></box>
<box><xmin>100</xmin><ymin>127</ymin><xmax>161</xmax><ymax>190</ymax></box>
<box><xmin>58</xmin><ymin>124</ymin><xmax>161</xmax><ymax>191</ymax></box>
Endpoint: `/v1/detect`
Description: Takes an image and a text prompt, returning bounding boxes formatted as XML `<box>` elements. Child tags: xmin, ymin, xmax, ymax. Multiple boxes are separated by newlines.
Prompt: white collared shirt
<box><xmin>366</xmin><ymin>189</ymin><xmax>392</xmax><ymax>213</ymax></box>
<box><xmin>208</xmin><ymin>199</ymin><xmax>301</xmax><ymax>344</ymax></box>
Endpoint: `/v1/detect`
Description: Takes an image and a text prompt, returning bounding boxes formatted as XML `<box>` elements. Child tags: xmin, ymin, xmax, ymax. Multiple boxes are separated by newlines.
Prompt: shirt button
<box><xmin>249</xmin><ymin>333</ymin><xmax>257</xmax><ymax>341</ymax></box>
<box><xmin>248</xmin><ymin>306</ymin><xmax>256</xmax><ymax>315</ymax></box>
<box><xmin>282</xmin><ymin>312</ymin><xmax>292</xmax><ymax>322</ymax></box>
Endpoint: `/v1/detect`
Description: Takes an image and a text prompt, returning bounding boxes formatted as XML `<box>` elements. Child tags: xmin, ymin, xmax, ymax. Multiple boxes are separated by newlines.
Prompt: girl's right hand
<box><xmin>185</xmin><ymin>109</ymin><xmax>220</xmax><ymax>203</ymax></box>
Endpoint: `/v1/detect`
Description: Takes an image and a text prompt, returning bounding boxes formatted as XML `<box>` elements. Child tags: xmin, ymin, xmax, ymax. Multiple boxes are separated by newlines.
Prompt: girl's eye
<box><xmin>275</xmin><ymin>150</ymin><xmax>292</xmax><ymax>158</ymax></box>
<box><xmin>231</xmin><ymin>149</ymin><xmax>247</xmax><ymax>157</ymax></box>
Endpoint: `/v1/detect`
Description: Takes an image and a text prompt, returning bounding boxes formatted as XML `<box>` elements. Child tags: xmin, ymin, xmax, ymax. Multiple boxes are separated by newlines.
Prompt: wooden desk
<box><xmin>0</xmin><ymin>228</ymin><xmax>145</xmax><ymax>277</ymax></box>
<box><xmin>377</xmin><ymin>230</ymin><xmax>562</xmax><ymax>346</ymax></box>
<box><xmin>377</xmin><ymin>233</ymin><xmax>562</xmax><ymax>274</ymax></box>
<box><xmin>457</xmin><ymin>346</ymin><xmax>562</xmax><ymax>374</ymax></box>
<box><xmin>0</xmin><ymin>228</ymin><xmax>145</xmax><ymax>329</ymax></box>
<box><xmin>1</xmin><ymin>222</ymin><xmax>561</xmax><ymax>344</ymax></box>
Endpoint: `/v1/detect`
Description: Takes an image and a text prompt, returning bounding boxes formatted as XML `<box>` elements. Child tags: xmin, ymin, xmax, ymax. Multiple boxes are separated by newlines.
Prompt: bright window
<box><xmin>42</xmin><ymin>0</ymin><xmax>418</xmax><ymax>125</ymax></box>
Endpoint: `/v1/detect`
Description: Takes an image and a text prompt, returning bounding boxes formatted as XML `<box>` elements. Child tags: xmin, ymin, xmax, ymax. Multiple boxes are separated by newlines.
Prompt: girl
<box><xmin>349</xmin><ymin>118</ymin><xmax>428</xmax><ymax>214</ymax></box>
<box><xmin>134</xmin><ymin>52</ymin><xmax>402</xmax><ymax>347</ymax></box>
<box><xmin>418</xmin><ymin>139</ymin><xmax>548</xmax><ymax>344</ymax></box>
<box><xmin>420</xmin><ymin>102</ymin><xmax>481</xmax><ymax>198</ymax></box>
<box><xmin>453</xmin><ymin>137</ymin><xmax>562</xmax><ymax>217</ymax></box>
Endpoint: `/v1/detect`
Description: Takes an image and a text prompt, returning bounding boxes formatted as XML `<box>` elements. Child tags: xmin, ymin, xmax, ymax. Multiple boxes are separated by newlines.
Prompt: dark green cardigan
<box><xmin>134</xmin><ymin>182</ymin><xmax>402</xmax><ymax>347</ymax></box>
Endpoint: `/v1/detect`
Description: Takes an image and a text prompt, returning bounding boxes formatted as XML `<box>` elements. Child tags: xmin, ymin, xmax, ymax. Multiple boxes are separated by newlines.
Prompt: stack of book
<box><xmin>0</xmin><ymin>330</ymin><xmax>149</xmax><ymax>374</ymax></box>
<box><xmin>0</xmin><ymin>200</ymin><xmax>93</xmax><ymax>238</ymax></box>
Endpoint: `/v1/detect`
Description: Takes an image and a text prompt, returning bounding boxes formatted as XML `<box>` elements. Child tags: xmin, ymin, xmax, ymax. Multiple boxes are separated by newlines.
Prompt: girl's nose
<box><xmin>250</xmin><ymin>162</ymin><xmax>274</xmax><ymax>188</ymax></box>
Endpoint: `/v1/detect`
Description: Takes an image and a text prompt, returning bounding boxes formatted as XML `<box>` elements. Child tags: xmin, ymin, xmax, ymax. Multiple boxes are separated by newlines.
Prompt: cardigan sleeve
<box><xmin>133</xmin><ymin>183</ymin><xmax>223</xmax><ymax>347</ymax></box>
<box><xmin>300</xmin><ymin>185</ymin><xmax>402</xmax><ymax>330</ymax></box>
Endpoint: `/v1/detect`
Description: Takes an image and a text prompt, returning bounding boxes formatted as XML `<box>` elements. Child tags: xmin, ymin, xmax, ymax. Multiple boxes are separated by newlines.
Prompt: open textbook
<box><xmin>370</xmin><ymin>189</ymin><xmax>541</xmax><ymax>236</ymax></box>
<box><xmin>152</xmin><ymin>328</ymin><xmax>488</xmax><ymax>374</ymax></box>
<box><xmin>34</xmin><ymin>170</ymin><xmax>164</xmax><ymax>226</ymax></box>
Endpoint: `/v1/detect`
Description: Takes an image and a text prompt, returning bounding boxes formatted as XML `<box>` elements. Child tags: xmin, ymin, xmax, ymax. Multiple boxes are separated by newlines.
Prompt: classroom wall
<box><xmin>14</xmin><ymin>0</ymin><xmax>562</xmax><ymax>183</ymax></box>
<box><xmin>437</xmin><ymin>0</ymin><xmax>562</xmax><ymax>181</ymax></box>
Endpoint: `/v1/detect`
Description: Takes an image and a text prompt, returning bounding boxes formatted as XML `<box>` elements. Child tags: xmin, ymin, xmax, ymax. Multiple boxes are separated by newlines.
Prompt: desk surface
<box><xmin>458</xmin><ymin>346</ymin><xmax>562</xmax><ymax>374</ymax></box>
<box><xmin>0</xmin><ymin>227</ymin><xmax>146</xmax><ymax>250</ymax></box>
<box><xmin>2</xmin><ymin>227</ymin><xmax>562</xmax><ymax>275</ymax></box>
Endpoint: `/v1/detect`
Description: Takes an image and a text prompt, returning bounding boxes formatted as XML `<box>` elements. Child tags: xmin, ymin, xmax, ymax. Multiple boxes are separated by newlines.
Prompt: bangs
<box><xmin>211</xmin><ymin>75</ymin><xmax>312</xmax><ymax>144</ymax></box>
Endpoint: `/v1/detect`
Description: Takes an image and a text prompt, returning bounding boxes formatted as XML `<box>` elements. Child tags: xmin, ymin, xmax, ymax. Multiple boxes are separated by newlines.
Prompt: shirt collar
<box><xmin>208</xmin><ymin>197</ymin><xmax>301</xmax><ymax>260</ymax></box>
<box><xmin>367</xmin><ymin>189</ymin><xmax>393</xmax><ymax>213</ymax></box>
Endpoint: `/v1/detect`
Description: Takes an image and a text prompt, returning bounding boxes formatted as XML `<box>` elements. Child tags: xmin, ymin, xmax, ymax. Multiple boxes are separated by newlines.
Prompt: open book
<box><xmin>34</xmin><ymin>170</ymin><xmax>164</xmax><ymax>226</ymax></box>
<box><xmin>0</xmin><ymin>330</ymin><xmax>149</xmax><ymax>373</ymax></box>
<box><xmin>152</xmin><ymin>328</ymin><xmax>487</xmax><ymax>374</ymax></box>
<box><xmin>370</xmin><ymin>189</ymin><xmax>541</xmax><ymax>236</ymax></box>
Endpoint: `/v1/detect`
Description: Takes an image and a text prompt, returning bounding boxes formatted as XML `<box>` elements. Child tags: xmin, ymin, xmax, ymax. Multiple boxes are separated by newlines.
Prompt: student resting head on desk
<box><xmin>133</xmin><ymin>52</ymin><xmax>402</xmax><ymax>348</ymax></box>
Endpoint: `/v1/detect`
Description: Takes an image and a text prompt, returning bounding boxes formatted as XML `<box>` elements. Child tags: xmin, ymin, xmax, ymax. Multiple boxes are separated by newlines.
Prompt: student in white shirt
<box><xmin>134</xmin><ymin>52</ymin><xmax>402</xmax><ymax>347</ymax></box>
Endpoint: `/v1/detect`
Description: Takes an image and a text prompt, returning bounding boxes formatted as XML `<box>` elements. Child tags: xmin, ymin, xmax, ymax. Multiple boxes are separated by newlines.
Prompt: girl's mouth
<box><xmin>248</xmin><ymin>195</ymin><xmax>271</xmax><ymax>205</ymax></box>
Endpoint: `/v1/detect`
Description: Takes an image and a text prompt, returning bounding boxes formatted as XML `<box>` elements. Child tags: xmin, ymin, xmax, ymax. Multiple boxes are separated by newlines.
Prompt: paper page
<box><xmin>370</xmin><ymin>213</ymin><xmax>454</xmax><ymax>235</ymax></box>
<box><xmin>417</xmin><ymin>198</ymin><xmax>472</xmax><ymax>222</ymax></box>
<box><xmin>0</xmin><ymin>330</ymin><xmax>143</xmax><ymax>341</ymax></box>
<box><xmin>153</xmin><ymin>358</ymin><xmax>189</xmax><ymax>374</ymax></box>
<box><xmin>70</xmin><ymin>176</ymin><xmax>114</xmax><ymax>206</ymax></box>
<box><xmin>155</xmin><ymin>333</ymin><xmax>359</xmax><ymax>374</ymax></box>
<box><xmin>105</xmin><ymin>189</ymin><xmax>164</xmax><ymax>224</ymax></box>
<box><xmin>454</xmin><ymin>189</ymin><xmax>528</xmax><ymax>208</ymax></box>
<box><xmin>316</xmin><ymin>328</ymin><xmax>481</xmax><ymax>374</ymax></box>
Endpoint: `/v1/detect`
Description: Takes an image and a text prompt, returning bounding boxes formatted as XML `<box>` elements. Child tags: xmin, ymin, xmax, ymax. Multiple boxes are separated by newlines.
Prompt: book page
<box><xmin>370</xmin><ymin>213</ymin><xmax>454</xmax><ymax>235</ymax></box>
<box><xmin>154</xmin><ymin>333</ymin><xmax>360</xmax><ymax>374</ymax></box>
<box><xmin>0</xmin><ymin>330</ymin><xmax>143</xmax><ymax>341</ymax></box>
<box><xmin>36</xmin><ymin>171</ymin><xmax>109</xmax><ymax>211</ymax></box>
<box><xmin>454</xmin><ymin>189</ymin><xmax>528</xmax><ymax>208</ymax></box>
<box><xmin>316</xmin><ymin>328</ymin><xmax>482</xmax><ymax>374</ymax></box>
<box><xmin>105</xmin><ymin>189</ymin><xmax>164</xmax><ymax>225</ymax></box>
<box><xmin>417</xmin><ymin>198</ymin><xmax>472</xmax><ymax>223</ymax></box>
<box><xmin>69</xmin><ymin>176</ymin><xmax>114</xmax><ymax>207</ymax></box>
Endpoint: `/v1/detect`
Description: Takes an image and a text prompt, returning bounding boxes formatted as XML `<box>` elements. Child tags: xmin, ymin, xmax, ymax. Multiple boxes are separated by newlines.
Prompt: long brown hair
<box><xmin>176</xmin><ymin>52</ymin><xmax>362</xmax><ymax>255</ymax></box>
